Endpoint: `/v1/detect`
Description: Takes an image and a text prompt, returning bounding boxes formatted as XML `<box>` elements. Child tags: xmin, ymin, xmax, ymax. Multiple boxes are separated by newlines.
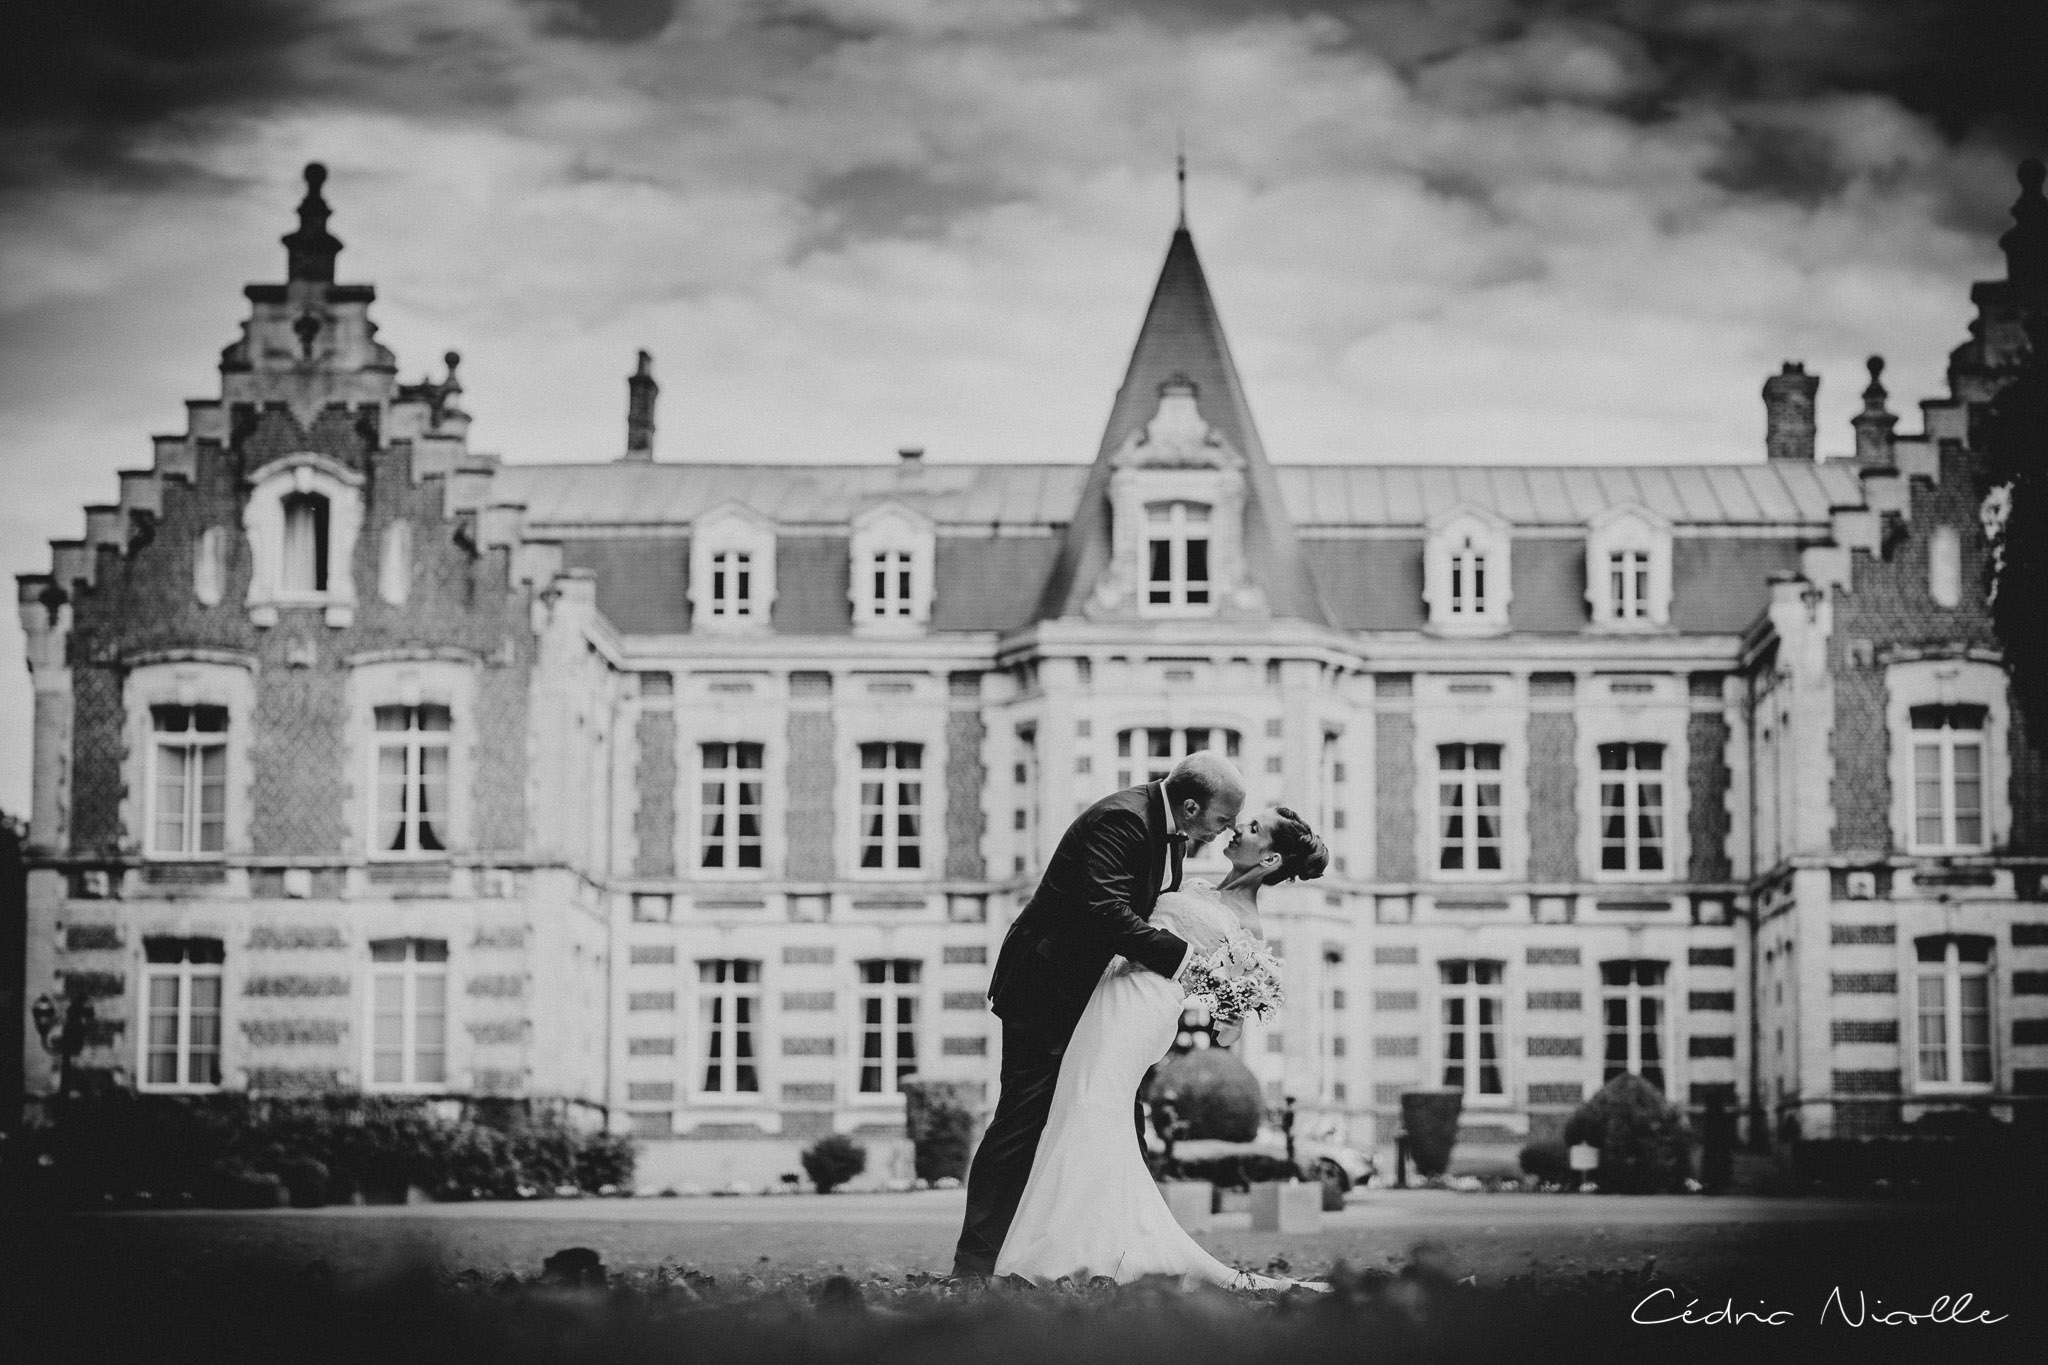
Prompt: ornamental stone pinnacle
<box><xmin>283</xmin><ymin>162</ymin><xmax>343</xmax><ymax>284</ymax></box>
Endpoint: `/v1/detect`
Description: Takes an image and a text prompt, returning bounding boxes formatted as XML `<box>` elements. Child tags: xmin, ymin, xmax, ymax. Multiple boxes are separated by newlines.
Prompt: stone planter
<box><xmin>1156</xmin><ymin>1179</ymin><xmax>1215</xmax><ymax>1231</ymax></box>
<box><xmin>1248</xmin><ymin>1179</ymin><xmax>1321</xmax><ymax>1234</ymax></box>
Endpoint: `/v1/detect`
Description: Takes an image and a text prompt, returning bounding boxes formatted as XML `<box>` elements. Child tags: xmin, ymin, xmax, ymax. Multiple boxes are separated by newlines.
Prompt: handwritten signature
<box><xmin>1631</xmin><ymin>1286</ymin><xmax>2008</xmax><ymax>1326</ymax></box>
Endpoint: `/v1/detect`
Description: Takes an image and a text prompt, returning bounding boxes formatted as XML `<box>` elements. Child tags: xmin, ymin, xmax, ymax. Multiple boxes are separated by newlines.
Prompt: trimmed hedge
<box><xmin>1399</xmin><ymin>1091</ymin><xmax>1463</xmax><ymax>1179</ymax></box>
<box><xmin>801</xmin><ymin>1133</ymin><xmax>867</xmax><ymax>1193</ymax></box>
<box><xmin>1145</xmin><ymin>1049</ymin><xmax>1261</xmax><ymax>1142</ymax></box>
<box><xmin>900</xmin><ymin>1079</ymin><xmax>976</xmax><ymax>1183</ymax></box>
<box><xmin>26</xmin><ymin>1093</ymin><xmax>633</xmax><ymax>1207</ymax></box>
<box><xmin>1517</xmin><ymin>1139</ymin><xmax>1572</xmax><ymax>1186</ymax></box>
<box><xmin>1562</xmin><ymin>1074</ymin><xmax>1691</xmax><ymax>1194</ymax></box>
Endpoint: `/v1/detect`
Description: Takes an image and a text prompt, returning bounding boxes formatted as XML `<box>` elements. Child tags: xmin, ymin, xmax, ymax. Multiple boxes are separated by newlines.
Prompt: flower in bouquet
<box><xmin>1180</xmin><ymin>933</ymin><xmax>1285</xmax><ymax>1024</ymax></box>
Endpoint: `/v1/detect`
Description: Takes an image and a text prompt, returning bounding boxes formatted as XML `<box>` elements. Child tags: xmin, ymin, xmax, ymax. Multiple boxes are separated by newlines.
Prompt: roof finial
<box><xmin>283</xmin><ymin>161</ymin><xmax>343</xmax><ymax>284</ymax></box>
<box><xmin>1175</xmin><ymin>131</ymin><xmax>1187</xmax><ymax>228</ymax></box>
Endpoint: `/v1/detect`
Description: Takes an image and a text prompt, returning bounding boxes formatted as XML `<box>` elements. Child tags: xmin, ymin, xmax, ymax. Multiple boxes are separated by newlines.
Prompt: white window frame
<box><xmin>1423</xmin><ymin>506</ymin><xmax>1511</xmax><ymax>634</ymax></box>
<box><xmin>147</xmin><ymin>703</ymin><xmax>229</xmax><ymax>859</ymax></box>
<box><xmin>1098</xmin><ymin>460</ymin><xmax>1251</xmax><ymax>619</ymax></box>
<box><xmin>1114</xmin><ymin>725</ymin><xmax>1242</xmax><ymax>789</ymax></box>
<box><xmin>857</xmin><ymin>741</ymin><xmax>926</xmax><ymax>872</ymax></box>
<box><xmin>348</xmin><ymin>659</ymin><xmax>474</xmax><ymax>861</ymax></box>
<box><xmin>848</xmin><ymin>502</ymin><xmax>934</xmax><ymax>636</ymax></box>
<box><xmin>854</xmin><ymin>958</ymin><xmax>923</xmax><ymax>1099</ymax></box>
<box><xmin>138</xmin><ymin>938</ymin><xmax>225</xmax><ymax>1093</ymax></box>
<box><xmin>123</xmin><ymin>656</ymin><xmax>254</xmax><ymax>862</ymax></box>
<box><xmin>689</xmin><ymin>502</ymin><xmax>777</xmax><ymax>634</ymax></box>
<box><xmin>1143</xmin><ymin>500</ymin><xmax>1213</xmax><ymax>615</ymax></box>
<box><xmin>1578</xmin><ymin>689</ymin><xmax>1690</xmax><ymax>885</ymax></box>
<box><xmin>1600</xmin><ymin>959</ymin><xmax>1669</xmax><ymax>1095</ymax></box>
<box><xmin>242</xmin><ymin>453</ymin><xmax>364</xmax><ymax>627</ymax></box>
<box><xmin>693</xmin><ymin>958</ymin><xmax>763</xmax><ymax>1100</ymax></box>
<box><xmin>1911</xmin><ymin>937</ymin><xmax>1994</xmax><ymax>1094</ymax></box>
<box><xmin>373</xmin><ymin>702</ymin><xmax>453</xmax><ymax>857</ymax></box>
<box><xmin>1885</xmin><ymin>660</ymin><xmax>2009</xmax><ymax>855</ymax></box>
<box><xmin>1437</xmin><ymin>959</ymin><xmax>1507</xmax><ymax>1107</ymax></box>
<box><xmin>366</xmin><ymin>937</ymin><xmax>449</xmax><ymax>1092</ymax></box>
<box><xmin>1435</xmin><ymin>742</ymin><xmax>1506</xmax><ymax>876</ymax></box>
<box><xmin>697</xmin><ymin>739</ymin><xmax>767</xmax><ymax>875</ymax></box>
<box><xmin>1596</xmin><ymin>741</ymin><xmax>1668</xmax><ymax>874</ymax></box>
<box><xmin>1909</xmin><ymin>706</ymin><xmax>1988</xmax><ymax>853</ymax></box>
<box><xmin>1585</xmin><ymin>504</ymin><xmax>1673</xmax><ymax>629</ymax></box>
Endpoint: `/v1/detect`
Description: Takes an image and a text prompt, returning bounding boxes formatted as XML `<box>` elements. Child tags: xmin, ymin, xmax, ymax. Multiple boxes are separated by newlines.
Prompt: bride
<box><xmin>992</xmin><ymin>806</ymin><xmax>1331</xmax><ymax>1292</ymax></box>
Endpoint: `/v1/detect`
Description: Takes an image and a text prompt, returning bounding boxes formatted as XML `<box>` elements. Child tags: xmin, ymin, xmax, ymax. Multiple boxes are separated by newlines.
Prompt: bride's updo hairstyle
<box><xmin>1265</xmin><ymin>806</ymin><xmax>1329</xmax><ymax>885</ymax></box>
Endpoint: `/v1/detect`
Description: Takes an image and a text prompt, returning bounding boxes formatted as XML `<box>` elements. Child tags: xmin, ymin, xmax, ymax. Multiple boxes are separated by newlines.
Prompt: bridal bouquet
<box><xmin>1180</xmin><ymin>932</ymin><xmax>1285</xmax><ymax>1025</ymax></box>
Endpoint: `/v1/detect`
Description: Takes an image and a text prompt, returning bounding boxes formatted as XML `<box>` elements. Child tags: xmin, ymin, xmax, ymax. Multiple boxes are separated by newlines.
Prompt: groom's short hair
<box><xmin>1164</xmin><ymin>750</ymin><xmax>1239</xmax><ymax>810</ymax></box>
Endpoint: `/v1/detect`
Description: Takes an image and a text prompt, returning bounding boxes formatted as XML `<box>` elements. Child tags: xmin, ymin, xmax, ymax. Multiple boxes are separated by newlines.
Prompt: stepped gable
<box><xmin>1036</xmin><ymin>224</ymin><xmax>1328</xmax><ymax>625</ymax></box>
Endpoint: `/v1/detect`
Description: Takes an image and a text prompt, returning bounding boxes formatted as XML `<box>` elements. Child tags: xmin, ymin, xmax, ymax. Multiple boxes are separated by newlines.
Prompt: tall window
<box><xmin>857</xmin><ymin>959</ymin><xmax>922</xmax><ymax>1094</ymax></box>
<box><xmin>150</xmin><ymin>704</ymin><xmax>227</xmax><ymax>856</ymax></box>
<box><xmin>1601</xmin><ymin>959</ymin><xmax>1667</xmax><ymax>1093</ymax></box>
<box><xmin>1437</xmin><ymin>743</ymin><xmax>1503</xmax><ymax>872</ymax></box>
<box><xmin>141</xmin><ymin>937</ymin><xmax>223</xmax><ymax>1090</ymax></box>
<box><xmin>1915</xmin><ymin>936</ymin><xmax>1992</xmax><ymax>1089</ymax></box>
<box><xmin>869</xmin><ymin>550</ymin><xmax>914</xmax><ymax>618</ymax></box>
<box><xmin>1116</xmin><ymin>727</ymin><xmax>1240</xmax><ymax>788</ymax></box>
<box><xmin>374</xmin><ymin>703</ymin><xmax>450</xmax><ymax>854</ymax></box>
<box><xmin>1911</xmin><ymin>704</ymin><xmax>1986</xmax><ymax>852</ymax></box>
<box><xmin>1145</xmin><ymin>501</ymin><xmax>1211</xmax><ymax>609</ymax></box>
<box><xmin>709</xmin><ymin>550</ymin><xmax>753</xmax><ymax>618</ymax></box>
<box><xmin>280</xmin><ymin>491</ymin><xmax>329</xmax><ymax>593</ymax></box>
<box><xmin>1607</xmin><ymin>551</ymin><xmax>1650</xmax><ymax>621</ymax></box>
<box><xmin>698</xmin><ymin>959</ymin><xmax>761</xmax><ymax>1094</ymax></box>
<box><xmin>370</xmin><ymin>938</ymin><xmax>448</xmax><ymax>1088</ymax></box>
<box><xmin>1439</xmin><ymin>960</ymin><xmax>1504</xmax><ymax>1099</ymax></box>
<box><xmin>859</xmin><ymin>742</ymin><xmax>923</xmax><ymax>869</ymax></box>
<box><xmin>1447</xmin><ymin>534</ymin><xmax>1489</xmax><ymax>618</ymax></box>
<box><xmin>699</xmin><ymin>741</ymin><xmax>764</xmax><ymax>870</ymax></box>
<box><xmin>1598</xmin><ymin>742</ymin><xmax>1665</xmax><ymax>871</ymax></box>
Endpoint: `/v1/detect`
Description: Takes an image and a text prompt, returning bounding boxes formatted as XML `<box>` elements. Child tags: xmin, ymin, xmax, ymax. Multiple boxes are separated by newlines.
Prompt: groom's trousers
<box><xmin>953</xmin><ymin>1015</ymin><xmax>1153</xmax><ymax>1277</ymax></box>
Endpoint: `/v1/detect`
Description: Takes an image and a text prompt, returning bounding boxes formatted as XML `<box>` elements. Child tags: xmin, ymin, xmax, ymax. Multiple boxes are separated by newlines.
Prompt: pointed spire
<box><xmin>282</xmin><ymin>163</ymin><xmax>343</xmax><ymax>284</ymax></box>
<box><xmin>1175</xmin><ymin>135</ymin><xmax>1187</xmax><ymax>229</ymax></box>
<box><xmin>1036</xmin><ymin>219</ymin><xmax>1327</xmax><ymax>624</ymax></box>
<box><xmin>1852</xmin><ymin>355</ymin><xmax>1896</xmax><ymax>464</ymax></box>
<box><xmin>2003</xmin><ymin>158</ymin><xmax>2046</xmax><ymax>301</ymax></box>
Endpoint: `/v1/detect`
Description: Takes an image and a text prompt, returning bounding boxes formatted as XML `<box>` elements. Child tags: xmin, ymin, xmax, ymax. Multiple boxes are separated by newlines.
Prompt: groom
<box><xmin>950</xmin><ymin>749</ymin><xmax>1246</xmax><ymax>1279</ymax></box>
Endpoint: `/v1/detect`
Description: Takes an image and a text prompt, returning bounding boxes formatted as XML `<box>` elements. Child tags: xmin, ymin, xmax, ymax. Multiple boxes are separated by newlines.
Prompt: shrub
<box><xmin>1563</xmin><ymin>1074</ymin><xmax>1692</xmax><ymax>1194</ymax></box>
<box><xmin>1517</xmin><ymin>1140</ymin><xmax>1571</xmax><ymax>1187</ymax></box>
<box><xmin>269</xmin><ymin>1155</ymin><xmax>332</xmax><ymax>1208</ymax></box>
<box><xmin>900</xmin><ymin>1079</ymin><xmax>977</xmax><ymax>1183</ymax></box>
<box><xmin>204</xmin><ymin>1163</ymin><xmax>287</xmax><ymax>1209</ymax></box>
<box><xmin>1400</xmin><ymin>1091</ymin><xmax>1463</xmax><ymax>1179</ymax></box>
<box><xmin>801</xmin><ymin>1133</ymin><xmax>867</xmax><ymax>1193</ymax></box>
<box><xmin>1144</xmin><ymin>1049</ymin><xmax>1261</xmax><ymax>1142</ymax></box>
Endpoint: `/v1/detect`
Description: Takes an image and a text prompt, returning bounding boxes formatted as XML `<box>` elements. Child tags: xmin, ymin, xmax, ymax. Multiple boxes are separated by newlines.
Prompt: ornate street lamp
<box><xmin>31</xmin><ymin>991</ymin><xmax>96</xmax><ymax>1099</ymax></box>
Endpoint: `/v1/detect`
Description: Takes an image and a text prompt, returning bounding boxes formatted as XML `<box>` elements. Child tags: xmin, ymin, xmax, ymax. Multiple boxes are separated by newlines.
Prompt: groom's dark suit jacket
<box><xmin>987</xmin><ymin>783</ymin><xmax>1191</xmax><ymax>1042</ymax></box>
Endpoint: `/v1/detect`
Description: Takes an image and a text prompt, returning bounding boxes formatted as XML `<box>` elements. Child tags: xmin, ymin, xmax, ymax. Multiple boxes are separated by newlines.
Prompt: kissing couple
<box><xmin>949</xmin><ymin>750</ymin><xmax>1331</xmax><ymax>1292</ymax></box>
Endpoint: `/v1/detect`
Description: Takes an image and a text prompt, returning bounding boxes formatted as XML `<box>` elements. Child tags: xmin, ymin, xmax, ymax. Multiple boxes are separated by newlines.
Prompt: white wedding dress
<box><xmin>994</xmin><ymin>884</ymin><xmax>1298</xmax><ymax>1291</ymax></box>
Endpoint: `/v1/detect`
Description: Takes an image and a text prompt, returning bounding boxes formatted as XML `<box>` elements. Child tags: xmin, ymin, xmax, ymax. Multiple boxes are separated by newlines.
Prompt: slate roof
<box><xmin>502</xmin><ymin>459</ymin><xmax>1859</xmax><ymax>531</ymax></box>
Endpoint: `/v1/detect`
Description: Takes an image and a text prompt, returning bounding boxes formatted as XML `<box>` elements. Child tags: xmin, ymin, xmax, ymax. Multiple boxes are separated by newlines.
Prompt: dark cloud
<box><xmin>0</xmin><ymin>0</ymin><xmax>323</xmax><ymax>188</ymax></box>
<box><xmin>526</xmin><ymin>0</ymin><xmax>678</xmax><ymax>43</ymax></box>
<box><xmin>1703</xmin><ymin>117</ymin><xmax>1852</xmax><ymax>205</ymax></box>
<box><xmin>800</xmin><ymin>162</ymin><xmax>1024</xmax><ymax>252</ymax></box>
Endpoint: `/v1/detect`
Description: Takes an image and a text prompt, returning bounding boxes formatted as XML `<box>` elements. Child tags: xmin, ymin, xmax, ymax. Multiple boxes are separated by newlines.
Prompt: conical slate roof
<box><xmin>1036</xmin><ymin>226</ymin><xmax>1328</xmax><ymax>623</ymax></box>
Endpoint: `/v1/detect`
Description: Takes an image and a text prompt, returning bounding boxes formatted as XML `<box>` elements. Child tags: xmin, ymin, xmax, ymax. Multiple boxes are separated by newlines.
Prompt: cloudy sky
<box><xmin>1</xmin><ymin>0</ymin><xmax>2043</xmax><ymax>812</ymax></box>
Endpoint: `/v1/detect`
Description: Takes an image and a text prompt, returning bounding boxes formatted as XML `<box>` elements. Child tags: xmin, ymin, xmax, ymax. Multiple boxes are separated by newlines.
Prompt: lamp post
<box><xmin>31</xmin><ymin>991</ymin><xmax>96</xmax><ymax>1099</ymax></box>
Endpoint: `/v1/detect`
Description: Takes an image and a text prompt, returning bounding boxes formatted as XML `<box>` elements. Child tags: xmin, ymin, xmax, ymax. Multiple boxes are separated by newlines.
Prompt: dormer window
<box><xmin>870</xmin><ymin>549</ymin><xmax>914</xmax><ymax>618</ymax></box>
<box><xmin>243</xmin><ymin>453</ymin><xmax>363</xmax><ymax>627</ymax></box>
<box><xmin>689</xmin><ymin>502</ymin><xmax>777</xmax><ymax>634</ymax></box>
<box><xmin>848</xmin><ymin>502</ymin><xmax>934</xmax><ymax>636</ymax></box>
<box><xmin>710</xmin><ymin>550</ymin><xmax>753</xmax><ymax>619</ymax></box>
<box><xmin>1446</xmin><ymin>531</ymin><xmax>1488</xmax><ymax>619</ymax></box>
<box><xmin>1424</xmin><ymin>507</ymin><xmax>1511</xmax><ymax>634</ymax></box>
<box><xmin>282</xmin><ymin>492</ymin><xmax>329</xmax><ymax>593</ymax></box>
<box><xmin>1146</xmin><ymin>501</ymin><xmax>1211</xmax><ymax>610</ymax></box>
<box><xmin>1586</xmin><ymin>505</ymin><xmax>1672</xmax><ymax>629</ymax></box>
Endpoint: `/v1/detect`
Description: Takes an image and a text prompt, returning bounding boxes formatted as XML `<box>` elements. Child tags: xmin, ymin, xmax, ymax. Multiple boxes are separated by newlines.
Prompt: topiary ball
<box><xmin>1145</xmin><ymin>1047</ymin><xmax>1262</xmax><ymax>1142</ymax></box>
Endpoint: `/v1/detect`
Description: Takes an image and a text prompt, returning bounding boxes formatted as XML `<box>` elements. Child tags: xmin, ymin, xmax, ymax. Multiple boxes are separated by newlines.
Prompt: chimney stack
<box><xmin>1763</xmin><ymin>362</ymin><xmax>1818</xmax><ymax>462</ymax></box>
<box><xmin>623</xmin><ymin>350</ymin><xmax>658</xmax><ymax>462</ymax></box>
